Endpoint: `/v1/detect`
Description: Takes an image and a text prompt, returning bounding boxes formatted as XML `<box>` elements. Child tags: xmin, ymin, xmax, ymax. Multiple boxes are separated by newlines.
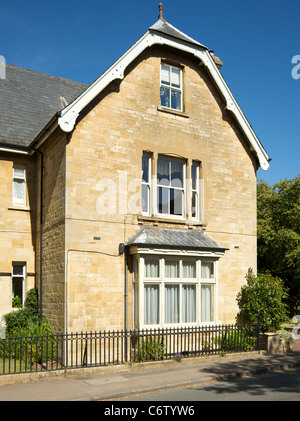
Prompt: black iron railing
<box><xmin>0</xmin><ymin>323</ymin><xmax>260</xmax><ymax>375</ymax></box>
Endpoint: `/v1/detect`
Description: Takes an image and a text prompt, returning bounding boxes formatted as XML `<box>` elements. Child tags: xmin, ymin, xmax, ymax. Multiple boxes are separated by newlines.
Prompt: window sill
<box><xmin>138</xmin><ymin>215</ymin><xmax>206</xmax><ymax>228</ymax></box>
<box><xmin>8</xmin><ymin>205</ymin><xmax>31</xmax><ymax>212</ymax></box>
<box><xmin>157</xmin><ymin>106</ymin><xmax>189</xmax><ymax>119</ymax></box>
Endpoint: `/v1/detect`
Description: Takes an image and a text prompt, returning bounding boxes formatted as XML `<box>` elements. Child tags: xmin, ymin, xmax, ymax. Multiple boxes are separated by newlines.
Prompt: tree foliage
<box><xmin>257</xmin><ymin>176</ymin><xmax>300</xmax><ymax>314</ymax></box>
<box><xmin>237</xmin><ymin>269</ymin><xmax>289</xmax><ymax>332</ymax></box>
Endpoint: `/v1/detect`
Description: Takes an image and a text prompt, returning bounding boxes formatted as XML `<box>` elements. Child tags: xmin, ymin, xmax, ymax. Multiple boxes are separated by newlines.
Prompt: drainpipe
<box><xmin>119</xmin><ymin>242</ymin><xmax>128</xmax><ymax>360</ymax></box>
<box><xmin>32</xmin><ymin>146</ymin><xmax>44</xmax><ymax>320</ymax></box>
<box><xmin>124</xmin><ymin>246</ymin><xmax>129</xmax><ymax>362</ymax></box>
<box><xmin>124</xmin><ymin>246</ymin><xmax>128</xmax><ymax>332</ymax></box>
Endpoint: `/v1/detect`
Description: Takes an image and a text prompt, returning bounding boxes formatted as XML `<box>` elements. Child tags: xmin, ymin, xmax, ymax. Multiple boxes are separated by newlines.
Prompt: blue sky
<box><xmin>0</xmin><ymin>0</ymin><xmax>299</xmax><ymax>185</ymax></box>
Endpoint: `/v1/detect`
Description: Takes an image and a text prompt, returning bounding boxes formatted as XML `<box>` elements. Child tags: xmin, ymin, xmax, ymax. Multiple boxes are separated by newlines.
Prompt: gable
<box><xmin>57</xmin><ymin>18</ymin><xmax>269</xmax><ymax>171</ymax></box>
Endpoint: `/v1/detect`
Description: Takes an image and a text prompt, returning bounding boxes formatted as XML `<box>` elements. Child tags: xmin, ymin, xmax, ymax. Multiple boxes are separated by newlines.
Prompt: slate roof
<box><xmin>149</xmin><ymin>19</ymin><xmax>207</xmax><ymax>49</ymax></box>
<box><xmin>0</xmin><ymin>65</ymin><xmax>88</xmax><ymax>148</ymax></box>
<box><xmin>127</xmin><ymin>227</ymin><xmax>227</xmax><ymax>252</ymax></box>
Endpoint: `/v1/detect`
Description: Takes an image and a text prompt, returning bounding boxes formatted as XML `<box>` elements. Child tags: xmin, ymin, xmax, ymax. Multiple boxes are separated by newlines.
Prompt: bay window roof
<box><xmin>127</xmin><ymin>227</ymin><xmax>228</xmax><ymax>253</ymax></box>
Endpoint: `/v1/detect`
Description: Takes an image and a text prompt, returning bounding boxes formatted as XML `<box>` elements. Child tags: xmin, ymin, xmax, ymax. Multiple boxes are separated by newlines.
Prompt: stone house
<box><xmin>0</xmin><ymin>10</ymin><xmax>270</xmax><ymax>334</ymax></box>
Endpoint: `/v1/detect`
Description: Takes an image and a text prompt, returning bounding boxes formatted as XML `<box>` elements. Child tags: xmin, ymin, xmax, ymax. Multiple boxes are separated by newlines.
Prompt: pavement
<box><xmin>0</xmin><ymin>351</ymin><xmax>300</xmax><ymax>401</ymax></box>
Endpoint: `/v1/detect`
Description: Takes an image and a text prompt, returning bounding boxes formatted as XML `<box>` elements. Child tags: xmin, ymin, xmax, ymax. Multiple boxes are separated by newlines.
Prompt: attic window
<box><xmin>160</xmin><ymin>63</ymin><xmax>182</xmax><ymax>111</ymax></box>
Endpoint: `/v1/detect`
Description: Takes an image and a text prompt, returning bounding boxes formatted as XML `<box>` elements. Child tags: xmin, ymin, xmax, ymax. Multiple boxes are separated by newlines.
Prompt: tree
<box><xmin>237</xmin><ymin>269</ymin><xmax>289</xmax><ymax>332</ymax></box>
<box><xmin>257</xmin><ymin>176</ymin><xmax>300</xmax><ymax>314</ymax></box>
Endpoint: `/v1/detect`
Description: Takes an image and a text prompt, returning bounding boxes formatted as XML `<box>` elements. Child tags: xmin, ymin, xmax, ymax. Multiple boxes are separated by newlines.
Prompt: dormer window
<box><xmin>160</xmin><ymin>63</ymin><xmax>182</xmax><ymax>111</ymax></box>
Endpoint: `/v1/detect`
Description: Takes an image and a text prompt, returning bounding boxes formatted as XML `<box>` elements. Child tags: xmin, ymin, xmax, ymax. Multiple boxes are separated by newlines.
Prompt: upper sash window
<box><xmin>160</xmin><ymin>63</ymin><xmax>182</xmax><ymax>111</ymax></box>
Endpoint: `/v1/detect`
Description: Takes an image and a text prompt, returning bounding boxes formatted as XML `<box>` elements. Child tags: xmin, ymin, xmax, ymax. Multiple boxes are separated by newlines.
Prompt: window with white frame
<box><xmin>160</xmin><ymin>63</ymin><xmax>182</xmax><ymax>111</ymax></box>
<box><xmin>141</xmin><ymin>154</ymin><xmax>201</xmax><ymax>221</ymax></box>
<box><xmin>141</xmin><ymin>154</ymin><xmax>151</xmax><ymax>215</ymax></box>
<box><xmin>191</xmin><ymin>161</ymin><xmax>200</xmax><ymax>220</ymax></box>
<box><xmin>12</xmin><ymin>263</ymin><xmax>26</xmax><ymax>307</ymax></box>
<box><xmin>157</xmin><ymin>157</ymin><xmax>184</xmax><ymax>217</ymax></box>
<box><xmin>12</xmin><ymin>165</ymin><xmax>26</xmax><ymax>206</ymax></box>
<box><xmin>133</xmin><ymin>256</ymin><xmax>217</xmax><ymax>328</ymax></box>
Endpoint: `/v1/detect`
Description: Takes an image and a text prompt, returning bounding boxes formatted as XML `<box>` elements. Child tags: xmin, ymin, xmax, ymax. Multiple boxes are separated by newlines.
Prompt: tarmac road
<box><xmin>120</xmin><ymin>367</ymin><xmax>300</xmax><ymax>401</ymax></box>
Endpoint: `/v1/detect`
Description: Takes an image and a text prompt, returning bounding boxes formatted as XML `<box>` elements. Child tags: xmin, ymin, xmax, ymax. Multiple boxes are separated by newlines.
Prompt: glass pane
<box><xmin>160</xmin><ymin>86</ymin><xmax>170</xmax><ymax>108</ymax></box>
<box><xmin>142</xmin><ymin>155</ymin><xmax>149</xmax><ymax>183</ymax></box>
<box><xmin>161</xmin><ymin>64</ymin><xmax>170</xmax><ymax>85</ymax></box>
<box><xmin>170</xmin><ymin>188</ymin><xmax>182</xmax><ymax>215</ymax></box>
<box><xmin>158</xmin><ymin>186</ymin><xmax>169</xmax><ymax>214</ymax></box>
<box><xmin>13</xmin><ymin>179</ymin><xmax>25</xmax><ymax>202</ymax></box>
<box><xmin>13</xmin><ymin>167</ymin><xmax>25</xmax><ymax>179</ymax></box>
<box><xmin>201</xmin><ymin>262</ymin><xmax>214</xmax><ymax>279</ymax></box>
<box><xmin>165</xmin><ymin>260</ymin><xmax>179</xmax><ymax>278</ymax></box>
<box><xmin>144</xmin><ymin>284</ymin><xmax>159</xmax><ymax>325</ymax></box>
<box><xmin>171</xmin><ymin>67</ymin><xmax>181</xmax><ymax>88</ymax></box>
<box><xmin>165</xmin><ymin>285</ymin><xmax>179</xmax><ymax>323</ymax></box>
<box><xmin>191</xmin><ymin>163</ymin><xmax>197</xmax><ymax>190</ymax></box>
<box><xmin>182</xmin><ymin>285</ymin><xmax>196</xmax><ymax>323</ymax></box>
<box><xmin>157</xmin><ymin>158</ymin><xmax>170</xmax><ymax>186</ymax></box>
<box><xmin>182</xmin><ymin>261</ymin><xmax>196</xmax><ymax>278</ymax></box>
<box><xmin>13</xmin><ymin>265</ymin><xmax>24</xmax><ymax>276</ymax></box>
<box><xmin>171</xmin><ymin>160</ymin><xmax>183</xmax><ymax>188</ymax></box>
<box><xmin>171</xmin><ymin>90</ymin><xmax>181</xmax><ymax>110</ymax></box>
<box><xmin>141</xmin><ymin>184</ymin><xmax>149</xmax><ymax>213</ymax></box>
<box><xmin>201</xmin><ymin>285</ymin><xmax>214</xmax><ymax>322</ymax></box>
<box><xmin>144</xmin><ymin>259</ymin><xmax>159</xmax><ymax>278</ymax></box>
<box><xmin>191</xmin><ymin>191</ymin><xmax>197</xmax><ymax>218</ymax></box>
<box><xmin>12</xmin><ymin>278</ymin><xmax>22</xmax><ymax>299</ymax></box>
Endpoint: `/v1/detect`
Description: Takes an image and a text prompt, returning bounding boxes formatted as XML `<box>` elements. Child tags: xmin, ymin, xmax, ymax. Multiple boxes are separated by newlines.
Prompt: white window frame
<box><xmin>133</xmin><ymin>255</ymin><xmax>217</xmax><ymax>329</ymax></box>
<box><xmin>12</xmin><ymin>165</ymin><xmax>27</xmax><ymax>206</ymax></box>
<box><xmin>141</xmin><ymin>153</ymin><xmax>152</xmax><ymax>215</ymax></box>
<box><xmin>157</xmin><ymin>156</ymin><xmax>186</xmax><ymax>219</ymax></box>
<box><xmin>191</xmin><ymin>161</ymin><xmax>200</xmax><ymax>221</ymax></box>
<box><xmin>141</xmin><ymin>155</ymin><xmax>202</xmax><ymax>222</ymax></box>
<box><xmin>160</xmin><ymin>63</ymin><xmax>183</xmax><ymax>111</ymax></box>
<box><xmin>12</xmin><ymin>263</ymin><xmax>26</xmax><ymax>308</ymax></box>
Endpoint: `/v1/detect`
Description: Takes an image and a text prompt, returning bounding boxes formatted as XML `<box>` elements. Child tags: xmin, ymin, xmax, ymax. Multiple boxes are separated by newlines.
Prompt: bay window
<box><xmin>134</xmin><ymin>256</ymin><xmax>217</xmax><ymax>328</ymax></box>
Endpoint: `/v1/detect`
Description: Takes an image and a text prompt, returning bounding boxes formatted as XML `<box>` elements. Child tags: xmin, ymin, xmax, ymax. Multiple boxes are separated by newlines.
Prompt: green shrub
<box><xmin>12</xmin><ymin>296</ymin><xmax>22</xmax><ymax>309</ymax></box>
<box><xmin>215</xmin><ymin>328</ymin><xmax>257</xmax><ymax>352</ymax></box>
<box><xmin>1</xmin><ymin>288</ymin><xmax>56</xmax><ymax>365</ymax></box>
<box><xmin>236</xmin><ymin>269</ymin><xmax>289</xmax><ymax>332</ymax></box>
<box><xmin>4</xmin><ymin>288</ymin><xmax>39</xmax><ymax>335</ymax></box>
<box><xmin>25</xmin><ymin>288</ymin><xmax>39</xmax><ymax>315</ymax></box>
<box><xmin>136</xmin><ymin>338</ymin><xmax>166</xmax><ymax>362</ymax></box>
<box><xmin>0</xmin><ymin>319</ymin><xmax>56</xmax><ymax>364</ymax></box>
